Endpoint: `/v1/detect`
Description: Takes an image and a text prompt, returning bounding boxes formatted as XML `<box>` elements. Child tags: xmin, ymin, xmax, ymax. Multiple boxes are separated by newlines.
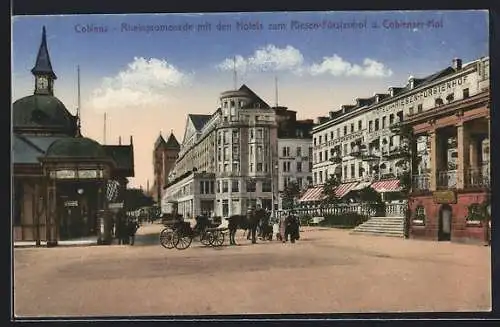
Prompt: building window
<box><xmin>232</xmin><ymin>180</ymin><xmax>239</xmax><ymax>192</ymax></box>
<box><xmin>232</xmin><ymin>130</ymin><xmax>239</xmax><ymax>143</ymax></box>
<box><xmin>350</xmin><ymin>123</ymin><xmax>354</xmax><ymax>133</ymax></box>
<box><xmin>343</xmin><ymin>144</ymin><xmax>348</xmax><ymax>156</ymax></box>
<box><xmin>230</xmin><ymin>100</ymin><xmax>235</xmax><ymax>108</ymax></box>
<box><xmin>313</xmin><ymin>138</ymin><xmax>316</xmax><ymax>146</ymax></box>
<box><xmin>210</xmin><ymin>181</ymin><xmax>215</xmax><ymax>194</ymax></box>
<box><xmin>232</xmin><ymin>146</ymin><xmax>239</xmax><ymax>161</ymax></box>
<box><xmin>200</xmin><ymin>181</ymin><xmax>204</xmax><ymax>194</ymax></box>
<box><xmin>313</xmin><ymin>172</ymin><xmax>317</xmax><ymax>184</ymax></box>
<box><xmin>257</xmin><ymin>163</ymin><xmax>263</xmax><ymax>172</ymax></box>
<box><xmin>223</xmin><ymin>147</ymin><xmax>229</xmax><ymax>161</ymax></box>
<box><xmin>232</xmin><ymin>162</ymin><xmax>239</xmax><ymax>172</ymax></box>
<box><xmin>343</xmin><ymin>126</ymin><xmax>347</xmax><ymax>135</ymax></box>
<box><xmin>309</xmin><ymin>162</ymin><xmax>313</xmax><ymax>172</ymax></box>
<box><xmin>330</xmin><ymin>131</ymin><xmax>334</xmax><ymax>139</ymax></box>
<box><xmin>343</xmin><ymin>166</ymin><xmax>348</xmax><ymax>178</ymax></box>
<box><xmin>319</xmin><ymin>152</ymin><xmax>323</xmax><ymax>162</ymax></box>
<box><xmin>296</xmin><ymin>147</ymin><xmax>302</xmax><ymax>157</ymax></box>
<box><xmin>250</xmin><ymin>129</ymin><xmax>254</xmax><ymax>139</ymax></box>
<box><xmin>297</xmin><ymin>177</ymin><xmax>303</xmax><ymax>189</ymax></box>
<box><xmin>250</xmin><ymin>145</ymin><xmax>253</xmax><ymax>156</ymax></box>
<box><xmin>250</xmin><ymin>163</ymin><xmax>254</xmax><ymax>172</ymax></box>
<box><xmin>217</xmin><ymin>181</ymin><xmax>221</xmax><ymax>193</ymax></box>
<box><xmin>246</xmin><ymin>180</ymin><xmax>256</xmax><ymax>192</ymax></box>
<box><xmin>297</xmin><ymin>162</ymin><xmax>302</xmax><ymax>172</ymax></box>
<box><xmin>409</xmin><ymin>107</ymin><xmax>414</xmax><ymax>115</ymax></box>
<box><xmin>417</xmin><ymin>104</ymin><xmax>423</xmax><ymax>113</ymax></box>
<box><xmin>413</xmin><ymin>205</ymin><xmax>426</xmax><ymax>224</ymax></box>
<box><xmin>369</xmin><ymin>121</ymin><xmax>373</xmax><ymax>132</ymax></box>
<box><xmin>358</xmin><ymin>165</ymin><xmax>364</xmax><ymax>177</ymax></box>
<box><xmin>262</xmin><ymin>180</ymin><xmax>272</xmax><ymax>192</ymax></box>
<box><xmin>374</xmin><ymin>119</ymin><xmax>379</xmax><ymax>131</ymax></box>
<box><xmin>257</xmin><ymin>129</ymin><xmax>263</xmax><ymax>139</ymax></box>
<box><xmin>222</xmin><ymin>181</ymin><xmax>228</xmax><ymax>193</ymax></box>
<box><xmin>358</xmin><ymin>120</ymin><xmax>362</xmax><ymax>130</ymax></box>
<box><xmin>224</xmin><ymin>164</ymin><xmax>229</xmax><ymax>172</ymax></box>
<box><xmin>223</xmin><ymin>101</ymin><xmax>228</xmax><ymax>108</ymax></box>
<box><xmin>324</xmin><ymin>150</ymin><xmax>328</xmax><ymax>161</ymax></box>
<box><xmin>319</xmin><ymin>135</ymin><xmax>322</xmax><ymax>144</ymax></box>
<box><xmin>222</xmin><ymin>200</ymin><xmax>229</xmax><ymax>217</ymax></box>
<box><xmin>350</xmin><ymin>164</ymin><xmax>355</xmax><ymax>179</ymax></box>
<box><xmin>463</xmin><ymin>88</ymin><xmax>469</xmax><ymax>99</ymax></box>
<box><xmin>282</xmin><ymin>146</ymin><xmax>290</xmax><ymax>157</ymax></box>
<box><xmin>319</xmin><ymin>171</ymin><xmax>323</xmax><ymax>184</ymax></box>
<box><xmin>325</xmin><ymin>134</ymin><xmax>328</xmax><ymax>142</ymax></box>
<box><xmin>382</xmin><ymin>116</ymin><xmax>386</xmax><ymax>129</ymax></box>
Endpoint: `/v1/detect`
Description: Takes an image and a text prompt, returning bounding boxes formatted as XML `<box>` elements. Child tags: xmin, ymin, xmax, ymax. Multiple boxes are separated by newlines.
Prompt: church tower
<box><xmin>152</xmin><ymin>131</ymin><xmax>180</xmax><ymax>203</ymax></box>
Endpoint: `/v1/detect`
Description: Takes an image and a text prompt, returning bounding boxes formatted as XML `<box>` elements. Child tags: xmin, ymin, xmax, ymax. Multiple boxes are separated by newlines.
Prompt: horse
<box><xmin>227</xmin><ymin>210</ymin><xmax>263</xmax><ymax>245</ymax></box>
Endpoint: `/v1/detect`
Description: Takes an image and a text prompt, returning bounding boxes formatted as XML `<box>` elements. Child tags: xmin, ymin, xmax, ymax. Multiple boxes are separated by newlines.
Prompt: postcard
<box><xmin>12</xmin><ymin>10</ymin><xmax>491</xmax><ymax>318</ymax></box>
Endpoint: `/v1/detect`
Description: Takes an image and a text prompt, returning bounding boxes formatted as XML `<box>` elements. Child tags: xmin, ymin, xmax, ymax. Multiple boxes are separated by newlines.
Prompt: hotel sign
<box><xmin>433</xmin><ymin>190</ymin><xmax>457</xmax><ymax>204</ymax></box>
<box><xmin>374</xmin><ymin>74</ymin><xmax>470</xmax><ymax>115</ymax></box>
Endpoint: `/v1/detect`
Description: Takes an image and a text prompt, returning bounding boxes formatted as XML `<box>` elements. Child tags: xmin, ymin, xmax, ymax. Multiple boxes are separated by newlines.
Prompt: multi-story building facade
<box><xmin>152</xmin><ymin>132</ymin><xmax>180</xmax><ymax>203</ymax></box>
<box><xmin>404</xmin><ymin>56</ymin><xmax>490</xmax><ymax>243</ymax></box>
<box><xmin>163</xmin><ymin>85</ymin><xmax>279</xmax><ymax>219</ymax></box>
<box><xmin>274</xmin><ymin>106</ymin><xmax>314</xmax><ymax>210</ymax></box>
<box><xmin>299</xmin><ymin>57</ymin><xmax>488</xmax><ymax>209</ymax></box>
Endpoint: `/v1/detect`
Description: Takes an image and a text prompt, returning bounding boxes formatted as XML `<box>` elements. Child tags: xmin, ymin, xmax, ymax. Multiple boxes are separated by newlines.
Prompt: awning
<box><xmin>352</xmin><ymin>181</ymin><xmax>372</xmax><ymax>191</ymax></box>
<box><xmin>298</xmin><ymin>186</ymin><xmax>325</xmax><ymax>202</ymax></box>
<box><xmin>335</xmin><ymin>182</ymin><xmax>359</xmax><ymax>198</ymax></box>
<box><xmin>371</xmin><ymin>179</ymin><xmax>401</xmax><ymax>193</ymax></box>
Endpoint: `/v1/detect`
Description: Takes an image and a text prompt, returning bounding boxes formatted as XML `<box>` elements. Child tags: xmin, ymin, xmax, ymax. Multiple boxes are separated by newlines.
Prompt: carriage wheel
<box><xmin>173</xmin><ymin>231</ymin><xmax>193</xmax><ymax>250</ymax></box>
<box><xmin>160</xmin><ymin>228</ymin><xmax>176</xmax><ymax>249</ymax></box>
<box><xmin>209</xmin><ymin>231</ymin><xmax>225</xmax><ymax>247</ymax></box>
<box><xmin>200</xmin><ymin>231</ymin><xmax>212</xmax><ymax>246</ymax></box>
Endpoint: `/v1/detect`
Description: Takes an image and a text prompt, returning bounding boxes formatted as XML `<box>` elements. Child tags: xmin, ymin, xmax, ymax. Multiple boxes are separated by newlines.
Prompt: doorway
<box><xmin>438</xmin><ymin>204</ymin><xmax>452</xmax><ymax>241</ymax></box>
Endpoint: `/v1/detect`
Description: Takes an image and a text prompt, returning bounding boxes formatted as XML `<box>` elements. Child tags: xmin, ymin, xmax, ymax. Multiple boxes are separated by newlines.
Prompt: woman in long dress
<box><xmin>279</xmin><ymin>213</ymin><xmax>287</xmax><ymax>243</ymax></box>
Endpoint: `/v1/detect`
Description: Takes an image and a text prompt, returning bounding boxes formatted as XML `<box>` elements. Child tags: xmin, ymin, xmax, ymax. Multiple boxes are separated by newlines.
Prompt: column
<box><xmin>456</xmin><ymin>123</ymin><xmax>469</xmax><ymax>189</ymax></box>
<box><xmin>46</xmin><ymin>179</ymin><xmax>58</xmax><ymax>247</ymax></box>
<box><xmin>429</xmin><ymin>129</ymin><xmax>438</xmax><ymax>191</ymax></box>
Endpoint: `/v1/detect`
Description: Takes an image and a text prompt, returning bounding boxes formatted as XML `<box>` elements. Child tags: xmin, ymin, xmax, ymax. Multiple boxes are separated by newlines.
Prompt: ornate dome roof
<box><xmin>13</xmin><ymin>95</ymin><xmax>76</xmax><ymax>134</ymax></box>
<box><xmin>46</xmin><ymin>137</ymin><xmax>107</xmax><ymax>158</ymax></box>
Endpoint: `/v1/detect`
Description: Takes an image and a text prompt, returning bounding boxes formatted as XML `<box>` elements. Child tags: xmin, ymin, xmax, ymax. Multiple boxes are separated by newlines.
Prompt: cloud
<box><xmin>309</xmin><ymin>55</ymin><xmax>393</xmax><ymax>77</ymax></box>
<box><xmin>216</xmin><ymin>44</ymin><xmax>304</xmax><ymax>74</ymax></box>
<box><xmin>216</xmin><ymin>45</ymin><xmax>393</xmax><ymax>78</ymax></box>
<box><xmin>89</xmin><ymin>57</ymin><xmax>190</xmax><ymax>112</ymax></box>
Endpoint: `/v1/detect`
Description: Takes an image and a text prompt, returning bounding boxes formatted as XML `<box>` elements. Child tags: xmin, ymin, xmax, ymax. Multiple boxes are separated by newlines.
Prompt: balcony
<box><xmin>361</xmin><ymin>150</ymin><xmax>381</xmax><ymax>162</ymax></box>
<box><xmin>464</xmin><ymin>166</ymin><xmax>490</xmax><ymax>188</ymax></box>
<box><xmin>437</xmin><ymin>170</ymin><xmax>457</xmax><ymax>189</ymax></box>
<box><xmin>412</xmin><ymin>174</ymin><xmax>430</xmax><ymax>191</ymax></box>
<box><xmin>329</xmin><ymin>154</ymin><xmax>342</xmax><ymax>164</ymax></box>
<box><xmin>384</xmin><ymin>145</ymin><xmax>410</xmax><ymax>159</ymax></box>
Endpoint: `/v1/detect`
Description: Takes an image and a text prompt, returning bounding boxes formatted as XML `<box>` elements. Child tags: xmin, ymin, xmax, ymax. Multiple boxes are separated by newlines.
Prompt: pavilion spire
<box><xmin>31</xmin><ymin>26</ymin><xmax>57</xmax><ymax>80</ymax></box>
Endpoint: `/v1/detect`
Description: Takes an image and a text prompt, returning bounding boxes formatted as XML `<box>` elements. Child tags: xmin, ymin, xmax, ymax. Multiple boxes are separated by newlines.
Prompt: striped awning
<box><xmin>371</xmin><ymin>179</ymin><xmax>401</xmax><ymax>193</ymax></box>
<box><xmin>298</xmin><ymin>186</ymin><xmax>325</xmax><ymax>202</ymax></box>
<box><xmin>352</xmin><ymin>181</ymin><xmax>372</xmax><ymax>191</ymax></box>
<box><xmin>335</xmin><ymin>182</ymin><xmax>360</xmax><ymax>198</ymax></box>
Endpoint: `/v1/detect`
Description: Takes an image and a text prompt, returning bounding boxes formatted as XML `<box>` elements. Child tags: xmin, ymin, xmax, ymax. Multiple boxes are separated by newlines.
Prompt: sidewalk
<box><xmin>14</xmin><ymin>236</ymin><xmax>99</xmax><ymax>248</ymax></box>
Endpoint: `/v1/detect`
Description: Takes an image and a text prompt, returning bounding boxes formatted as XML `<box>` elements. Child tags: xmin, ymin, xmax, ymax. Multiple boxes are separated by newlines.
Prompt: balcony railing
<box><xmin>437</xmin><ymin>170</ymin><xmax>457</xmax><ymax>189</ymax></box>
<box><xmin>412</xmin><ymin>174</ymin><xmax>430</xmax><ymax>191</ymax></box>
<box><xmin>465</xmin><ymin>167</ymin><xmax>490</xmax><ymax>188</ymax></box>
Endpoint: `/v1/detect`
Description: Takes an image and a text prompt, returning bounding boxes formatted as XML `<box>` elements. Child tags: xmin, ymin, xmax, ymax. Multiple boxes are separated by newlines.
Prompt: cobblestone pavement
<box><xmin>13</xmin><ymin>223</ymin><xmax>491</xmax><ymax>317</ymax></box>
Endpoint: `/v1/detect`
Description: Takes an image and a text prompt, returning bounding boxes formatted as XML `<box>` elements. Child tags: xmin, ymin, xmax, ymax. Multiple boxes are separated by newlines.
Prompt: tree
<box><xmin>358</xmin><ymin>186</ymin><xmax>385</xmax><ymax>216</ymax></box>
<box><xmin>281</xmin><ymin>181</ymin><xmax>301</xmax><ymax>210</ymax></box>
<box><xmin>322</xmin><ymin>174</ymin><xmax>341</xmax><ymax>207</ymax></box>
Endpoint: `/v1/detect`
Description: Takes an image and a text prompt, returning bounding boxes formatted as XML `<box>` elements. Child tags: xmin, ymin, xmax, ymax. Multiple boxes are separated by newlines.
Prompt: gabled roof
<box><xmin>165</xmin><ymin>132</ymin><xmax>180</xmax><ymax>148</ymax></box>
<box><xmin>154</xmin><ymin>134</ymin><xmax>167</xmax><ymax>150</ymax></box>
<box><xmin>31</xmin><ymin>26</ymin><xmax>57</xmax><ymax>79</ymax></box>
<box><xmin>239</xmin><ymin>84</ymin><xmax>271</xmax><ymax>109</ymax></box>
<box><xmin>188</xmin><ymin>114</ymin><xmax>211</xmax><ymax>131</ymax></box>
<box><xmin>103</xmin><ymin>145</ymin><xmax>134</xmax><ymax>177</ymax></box>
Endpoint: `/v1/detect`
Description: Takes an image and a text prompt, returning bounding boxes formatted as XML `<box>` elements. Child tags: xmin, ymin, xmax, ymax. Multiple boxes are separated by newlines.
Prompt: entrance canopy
<box><xmin>298</xmin><ymin>182</ymin><xmax>360</xmax><ymax>203</ymax></box>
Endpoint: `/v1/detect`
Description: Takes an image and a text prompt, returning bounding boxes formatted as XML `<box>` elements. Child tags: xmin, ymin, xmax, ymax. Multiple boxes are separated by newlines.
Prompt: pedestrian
<box><xmin>128</xmin><ymin>219</ymin><xmax>140</xmax><ymax>246</ymax></box>
<box><xmin>280</xmin><ymin>213</ymin><xmax>287</xmax><ymax>243</ymax></box>
<box><xmin>273</xmin><ymin>218</ymin><xmax>280</xmax><ymax>241</ymax></box>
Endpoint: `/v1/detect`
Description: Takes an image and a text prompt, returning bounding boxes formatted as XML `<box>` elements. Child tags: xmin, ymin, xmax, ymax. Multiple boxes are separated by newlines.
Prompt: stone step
<box><xmin>353</xmin><ymin>226</ymin><xmax>403</xmax><ymax>232</ymax></box>
<box><xmin>351</xmin><ymin>215</ymin><xmax>405</xmax><ymax>238</ymax></box>
<box><xmin>351</xmin><ymin>230</ymin><xmax>404</xmax><ymax>238</ymax></box>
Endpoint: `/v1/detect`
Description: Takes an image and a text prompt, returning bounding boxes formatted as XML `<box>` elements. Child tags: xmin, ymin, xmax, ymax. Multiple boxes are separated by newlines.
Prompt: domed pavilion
<box><xmin>12</xmin><ymin>26</ymin><xmax>135</xmax><ymax>246</ymax></box>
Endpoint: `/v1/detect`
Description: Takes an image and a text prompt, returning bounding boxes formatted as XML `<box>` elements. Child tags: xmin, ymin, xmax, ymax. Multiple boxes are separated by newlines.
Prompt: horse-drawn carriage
<box><xmin>159</xmin><ymin>215</ymin><xmax>227</xmax><ymax>250</ymax></box>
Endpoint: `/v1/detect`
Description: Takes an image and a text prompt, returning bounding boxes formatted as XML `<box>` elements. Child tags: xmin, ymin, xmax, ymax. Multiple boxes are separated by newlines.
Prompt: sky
<box><xmin>12</xmin><ymin>10</ymin><xmax>489</xmax><ymax>189</ymax></box>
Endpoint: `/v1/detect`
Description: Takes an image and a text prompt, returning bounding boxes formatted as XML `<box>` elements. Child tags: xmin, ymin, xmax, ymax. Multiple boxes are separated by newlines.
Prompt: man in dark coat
<box><xmin>247</xmin><ymin>207</ymin><xmax>260</xmax><ymax>244</ymax></box>
<box><xmin>128</xmin><ymin>219</ymin><xmax>140</xmax><ymax>245</ymax></box>
<box><xmin>284</xmin><ymin>211</ymin><xmax>300</xmax><ymax>243</ymax></box>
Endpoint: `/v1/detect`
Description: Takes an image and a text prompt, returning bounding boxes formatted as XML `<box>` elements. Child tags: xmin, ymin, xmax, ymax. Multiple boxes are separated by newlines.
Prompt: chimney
<box><xmin>408</xmin><ymin>76</ymin><xmax>415</xmax><ymax>89</ymax></box>
<box><xmin>130</xmin><ymin>135</ymin><xmax>133</xmax><ymax>145</ymax></box>
<box><xmin>452</xmin><ymin>58</ymin><xmax>462</xmax><ymax>70</ymax></box>
<box><xmin>119</xmin><ymin>136</ymin><xmax>122</xmax><ymax>145</ymax></box>
<box><xmin>329</xmin><ymin>111</ymin><xmax>335</xmax><ymax>119</ymax></box>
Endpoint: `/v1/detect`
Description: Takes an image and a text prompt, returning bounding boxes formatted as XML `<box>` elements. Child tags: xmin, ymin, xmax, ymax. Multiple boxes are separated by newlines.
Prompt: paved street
<box><xmin>14</xmin><ymin>223</ymin><xmax>491</xmax><ymax>317</ymax></box>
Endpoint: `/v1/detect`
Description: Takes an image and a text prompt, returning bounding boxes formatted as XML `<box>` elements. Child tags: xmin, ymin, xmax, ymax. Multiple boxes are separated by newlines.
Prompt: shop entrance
<box><xmin>438</xmin><ymin>204</ymin><xmax>452</xmax><ymax>241</ymax></box>
<box><xmin>57</xmin><ymin>181</ymin><xmax>99</xmax><ymax>240</ymax></box>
